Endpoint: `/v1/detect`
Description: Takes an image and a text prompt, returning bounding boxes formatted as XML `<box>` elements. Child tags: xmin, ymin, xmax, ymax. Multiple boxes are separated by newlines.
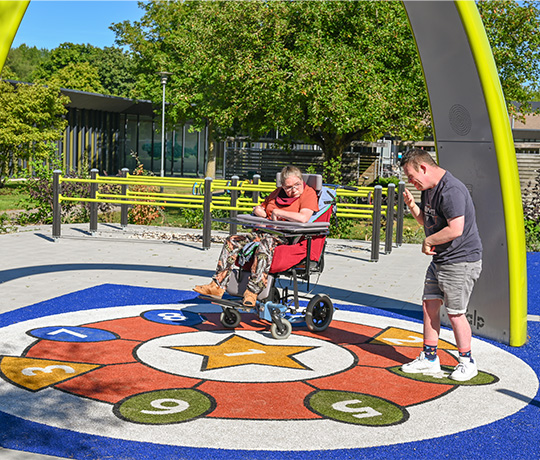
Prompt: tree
<box><xmin>47</xmin><ymin>61</ymin><xmax>105</xmax><ymax>93</ymax></box>
<box><xmin>0</xmin><ymin>81</ymin><xmax>69</xmax><ymax>186</ymax></box>
<box><xmin>112</xmin><ymin>1</ymin><xmax>429</xmax><ymax>173</ymax></box>
<box><xmin>112</xmin><ymin>0</ymin><xmax>540</xmax><ymax>176</ymax></box>
<box><xmin>477</xmin><ymin>0</ymin><xmax>540</xmax><ymax>118</ymax></box>
<box><xmin>33</xmin><ymin>43</ymin><xmax>136</xmax><ymax>97</ymax></box>
<box><xmin>3</xmin><ymin>44</ymin><xmax>50</xmax><ymax>82</ymax></box>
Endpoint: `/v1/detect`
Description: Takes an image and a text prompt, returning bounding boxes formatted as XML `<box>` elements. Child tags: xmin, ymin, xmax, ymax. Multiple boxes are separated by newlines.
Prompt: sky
<box><xmin>11</xmin><ymin>1</ymin><xmax>144</xmax><ymax>50</ymax></box>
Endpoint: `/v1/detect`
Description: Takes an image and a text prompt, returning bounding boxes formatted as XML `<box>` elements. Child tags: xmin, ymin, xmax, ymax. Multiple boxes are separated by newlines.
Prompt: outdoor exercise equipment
<box><xmin>0</xmin><ymin>0</ymin><xmax>527</xmax><ymax>345</ymax></box>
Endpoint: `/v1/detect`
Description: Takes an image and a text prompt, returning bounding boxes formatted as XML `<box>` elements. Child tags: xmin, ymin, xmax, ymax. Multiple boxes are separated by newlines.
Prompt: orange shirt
<box><xmin>261</xmin><ymin>185</ymin><xmax>319</xmax><ymax>219</ymax></box>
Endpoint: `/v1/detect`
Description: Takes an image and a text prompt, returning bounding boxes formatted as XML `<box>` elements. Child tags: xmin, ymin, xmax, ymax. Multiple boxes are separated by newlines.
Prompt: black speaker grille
<box><xmin>449</xmin><ymin>104</ymin><xmax>472</xmax><ymax>136</ymax></box>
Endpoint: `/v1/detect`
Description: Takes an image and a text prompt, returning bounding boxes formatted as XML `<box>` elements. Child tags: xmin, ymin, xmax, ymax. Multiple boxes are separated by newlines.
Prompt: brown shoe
<box><xmin>193</xmin><ymin>281</ymin><xmax>225</xmax><ymax>298</ymax></box>
<box><xmin>243</xmin><ymin>289</ymin><xmax>258</xmax><ymax>307</ymax></box>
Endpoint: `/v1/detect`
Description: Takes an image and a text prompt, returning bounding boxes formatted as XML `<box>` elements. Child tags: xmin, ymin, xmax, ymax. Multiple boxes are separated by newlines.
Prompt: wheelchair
<box><xmin>200</xmin><ymin>173</ymin><xmax>336</xmax><ymax>340</ymax></box>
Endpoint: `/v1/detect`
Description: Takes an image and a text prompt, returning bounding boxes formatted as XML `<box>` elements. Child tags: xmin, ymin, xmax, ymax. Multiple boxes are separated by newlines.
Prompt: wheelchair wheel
<box><xmin>306</xmin><ymin>294</ymin><xmax>333</xmax><ymax>332</ymax></box>
<box><xmin>270</xmin><ymin>318</ymin><xmax>292</xmax><ymax>340</ymax></box>
<box><xmin>220</xmin><ymin>308</ymin><xmax>241</xmax><ymax>328</ymax></box>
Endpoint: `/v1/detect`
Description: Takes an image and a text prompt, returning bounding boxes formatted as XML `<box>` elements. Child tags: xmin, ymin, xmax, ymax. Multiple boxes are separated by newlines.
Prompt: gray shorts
<box><xmin>423</xmin><ymin>260</ymin><xmax>482</xmax><ymax>315</ymax></box>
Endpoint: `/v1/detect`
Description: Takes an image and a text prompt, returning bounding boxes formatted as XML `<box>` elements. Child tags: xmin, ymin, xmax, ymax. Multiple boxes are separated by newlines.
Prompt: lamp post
<box><xmin>157</xmin><ymin>71</ymin><xmax>172</xmax><ymax>177</ymax></box>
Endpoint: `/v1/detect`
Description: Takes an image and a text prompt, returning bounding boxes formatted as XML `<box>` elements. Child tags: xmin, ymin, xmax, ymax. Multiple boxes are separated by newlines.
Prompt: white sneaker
<box><xmin>401</xmin><ymin>352</ymin><xmax>441</xmax><ymax>374</ymax></box>
<box><xmin>450</xmin><ymin>357</ymin><xmax>478</xmax><ymax>381</ymax></box>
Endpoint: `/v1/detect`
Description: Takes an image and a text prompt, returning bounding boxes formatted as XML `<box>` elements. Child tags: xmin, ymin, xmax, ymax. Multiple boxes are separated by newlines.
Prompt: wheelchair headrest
<box><xmin>276</xmin><ymin>173</ymin><xmax>323</xmax><ymax>192</ymax></box>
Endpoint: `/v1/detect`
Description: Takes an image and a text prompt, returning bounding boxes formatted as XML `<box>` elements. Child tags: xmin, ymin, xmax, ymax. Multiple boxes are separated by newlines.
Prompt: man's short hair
<box><xmin>400</xmin><ymin>148</ymin><xmax>438</xmax><ymax>170</ymax></box>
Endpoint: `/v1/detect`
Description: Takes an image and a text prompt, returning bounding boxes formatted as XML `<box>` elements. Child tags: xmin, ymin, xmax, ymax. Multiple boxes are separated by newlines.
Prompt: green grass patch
<box><xmin>0</xmin><ymin>182</ymin><xmax>28</xmax><ymax>211</ymax></box>
<box><xmin>307</xmin><ymin>389</ymin><xmax>407</xmax><ymax>426</ymax></box>
<box><xmin>114</xmin><ymin>388</ymin><xmax>214</xmax><ymax>424</ymax></box>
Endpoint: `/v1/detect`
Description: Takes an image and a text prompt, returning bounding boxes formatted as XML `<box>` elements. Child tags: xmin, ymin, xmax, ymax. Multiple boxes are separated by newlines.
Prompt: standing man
<box><xmin>400</xmin><ymin>148</ymin><xmax>482</xmax><ymax>381</ymax></box>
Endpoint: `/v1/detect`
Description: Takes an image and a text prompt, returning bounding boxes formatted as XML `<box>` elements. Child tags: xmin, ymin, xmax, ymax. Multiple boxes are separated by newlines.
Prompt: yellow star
<box><xmin>170</xmin><ymin>335</ymin><xmax>316</xmax><ymax>371</ymax></box>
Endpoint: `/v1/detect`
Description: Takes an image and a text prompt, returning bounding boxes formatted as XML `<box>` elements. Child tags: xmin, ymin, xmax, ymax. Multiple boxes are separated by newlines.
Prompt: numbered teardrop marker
<box><xmin>0</xmin><ymin>356</ymin><xmax>101</xmax><ymax>391</ymax></box>
<box><xmin>307</xmin><ymin>390</ymin><xmax>408</xmax><ymax>426</ymax></box>
<box><xmin>369</xmin><ymin>327</ymin><xmax>457</xmax><ymax>350</ymax></box>
<box><xmin>114</xmin><ymin>388</ymin><xmax>215</xmax><ymax>425</ymax></box>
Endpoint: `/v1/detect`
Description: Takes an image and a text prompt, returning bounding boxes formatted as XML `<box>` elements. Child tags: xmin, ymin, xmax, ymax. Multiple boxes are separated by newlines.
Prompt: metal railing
<box><xmin>52</xmin><ymin>169</ymin><xmax>405</xmax><ymax>261</ymax></box>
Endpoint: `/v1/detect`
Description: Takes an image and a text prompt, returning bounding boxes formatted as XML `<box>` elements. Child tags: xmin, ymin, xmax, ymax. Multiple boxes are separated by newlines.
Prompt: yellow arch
<box><xmin>0</xmin><ymin>0</ymin><xmax>528</xmax><ymax>346</ymax></box>
<box><xmin>0</xmin><ymin>0</ymin><xmax>30</xmax><ymax>72</ymax></box>
<box><xmin>456</xmin><ymin>1</ymin><xmax>527</xmax><ymax>347</ymax></box>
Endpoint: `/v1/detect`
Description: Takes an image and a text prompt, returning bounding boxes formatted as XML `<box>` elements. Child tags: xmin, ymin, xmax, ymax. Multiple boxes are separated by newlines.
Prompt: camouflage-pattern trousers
<box><xmin>213</xmin><ymin>232</ymin><xmax>287</xmax><ymax>294</ymax></box>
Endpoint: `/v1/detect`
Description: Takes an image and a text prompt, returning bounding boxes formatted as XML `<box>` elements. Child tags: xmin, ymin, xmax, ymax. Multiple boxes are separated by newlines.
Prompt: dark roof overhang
<box><xmin>3</xmin><ymin>79</ymin><xmax>156</xmax><ymax>116</ymax></box>
<box><xmin>61</xmin><ymin>88</ymin><xmax>155</xmax><ymax>116</ymax></box>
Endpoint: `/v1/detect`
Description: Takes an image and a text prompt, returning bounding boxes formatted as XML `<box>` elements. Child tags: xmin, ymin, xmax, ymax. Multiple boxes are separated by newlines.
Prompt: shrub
<box><xmin>18</xmin><ymin>147</ymin><xmax>119</xmax><ymax>225</ymax></box>
<box><xmin>523</xmin><ymin>168</ymin><xmax>540</xmax><ymax>252</ymax></box>
<box><xmin>525</xmin><ymin>219</ymin><xmax>540</xmax><ymax>252</ymax></box>
<box><xmin>18</xmin><ymin>153</ymin><xmax>91</xmax><ymax>224</ymax></box>
<box><xmin>375</xmin><ymin>176</ymin><xmax>401</xmax><ymax>187</ymax></box>
<box><xmin>0</xmin><ymin>212</ymin><xmax>16</xmax><ymax>233</ymax></box>
<box><xmin>128</xmin><ymin>164</ymin><xmax>163</xmax><ymax>226</ymax></box>
<box><xmin>402</xmin><ymin>225</ymin><xmax>425</xmax><ymax>244</ymax></box>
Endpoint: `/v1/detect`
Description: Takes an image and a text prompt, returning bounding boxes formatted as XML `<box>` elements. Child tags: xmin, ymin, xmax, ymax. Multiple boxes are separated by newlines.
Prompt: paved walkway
<box><xmin>0</xmin><ymin>223</ymin><xmax>429</xmax><ymax>317</ymax></box>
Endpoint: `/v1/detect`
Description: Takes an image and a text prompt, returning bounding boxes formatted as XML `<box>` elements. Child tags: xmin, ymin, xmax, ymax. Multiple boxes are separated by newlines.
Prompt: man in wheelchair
<box><xmin>194</xmin><ymin>165</ymin><xmax>319</xmax><ymax>307</ymax></box>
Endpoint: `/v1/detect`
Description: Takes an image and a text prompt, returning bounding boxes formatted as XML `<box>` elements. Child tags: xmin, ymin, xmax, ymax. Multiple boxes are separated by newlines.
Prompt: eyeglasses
<box><xmin>283</xmin><ymin>182</ymin><xmax>302</xmax><ymax>192</ymax></box>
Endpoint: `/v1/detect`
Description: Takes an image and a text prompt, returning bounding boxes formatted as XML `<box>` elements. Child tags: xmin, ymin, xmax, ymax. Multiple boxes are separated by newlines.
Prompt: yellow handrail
<box><xmin>57</xmin><ymin>173</ymin><xmax>396</xmax><ymax>221</ymax></box>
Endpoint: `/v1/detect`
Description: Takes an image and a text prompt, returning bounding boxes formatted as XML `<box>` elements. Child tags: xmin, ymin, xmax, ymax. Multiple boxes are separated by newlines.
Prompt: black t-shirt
<box><xmin>421</xmin><ymin>171</ymin><xmax>482</xmax><ymax>264</ymax></box>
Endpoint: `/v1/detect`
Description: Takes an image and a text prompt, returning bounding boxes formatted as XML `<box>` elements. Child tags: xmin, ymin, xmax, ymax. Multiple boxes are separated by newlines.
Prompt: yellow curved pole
<box><xmin>456</xmin><ymin>1</ymin><xmax>527</xmax><ymax>346</ymax></box>
<box><xmin>0</xmin><ymin>0</ymin><xmax>30</xmax><ymax>72</ymax></box>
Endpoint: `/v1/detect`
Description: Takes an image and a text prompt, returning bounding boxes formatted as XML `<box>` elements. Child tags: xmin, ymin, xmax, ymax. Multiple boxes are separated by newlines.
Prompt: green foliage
<box><xmin>402</xmin><ymin>225</ymin><xmax>425</xmax><ymax>244</ymax></box>
<box><xmin>477</xmin><ymin>0</ymin><xmax>540</xmax><ymax>119</ymax></box>
<box><xmin>4</xmin><ymin>44</ymin><xmax>50</xmax><ymax>82</ymax></box>
<box><xmin>524</xmin><ymin>220</ymin><xmax>540</xmax><ymax>252</ymax></box>
<box><xmin>328</xmin><ymin>216</ymin><xmax>353</xmax><ymax>240</ymax></box>
<box><xmin>523</xmin><ymin>166</ymin><xmax>540</xmax><ymax>252</ymax></box>
<box><xmin>322</xmin><ymin>157</ymin><xmax>343</xmax><ymax>185</ymax></box>
<box><xmin>174</xmin><ymin>208</ymin><xmax>230</xmax><ymax>231</ymax></box>
<box><xmin>19</xmin><ymin>151</ymin><xmax>92</xmax><ymax>224</ymax></box>
<box><xmin>375</xmin><ymin>176</ymin><xmax>401</xmax><ymax>187</ymax></box>
<box><xmin>112</xmin><ymin>1</ymin><xmax>429</xmax><ymax>162</ymax></box>
<box><xmin>17</xmin><ymin>151</ymin><xmax>58</xmax><ymax>224</ymax></box>
<box><xmin>32</xmin><ymin>43</ymin><xmax>135</xmax><ymax>97</ymax></box>
<box><xmin>0</xmin><ymin>66</ymin><xmax>18</xmax><ymax>81</ymax></box>
<box><xmin>17</xmin><ymin>147</ymin><xmax>119</xmax><ymax>225</ymax></box>
<box><xmin>0</xmin><ymin>81</ymin><xmax>68</xmax><ymax>186</ymax></box>
<box><xmin>111</xmin><ymin>0</ymin><xmax>540</xmax><ymax>165</ymax></box>
<box><xmin>179</xmin><ymin>208</ymin><xmax>204</xmax><ymax>229</ymax></box>
<box><xmin>0</xmin><ymin>212</ymin><xmax>16</xmax><ymax>233</ymax></box>
<box><xmin>94</xmin><ymin>46</ymin><xmax>137</xmax><ymax>98</ymax></box>
<box><xmin>47</xmin><ymin>62</ymin><xmax>105</xmax><ymax>93</ymax></box>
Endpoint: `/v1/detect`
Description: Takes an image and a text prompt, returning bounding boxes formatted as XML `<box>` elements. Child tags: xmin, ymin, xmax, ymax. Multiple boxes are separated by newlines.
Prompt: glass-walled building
<box><xmin>59</xmin><ymin>88</ymin><xmax>210</xmax><ymax>177</ymax></box>
<box><xmin>55</xmin><ymin>88</ymin><xmax>392</xmax><ymax>183</ymax></box>
<box><xmin>121</xmin><ymin>114</ymin><xmax>207</xmax><ymax>176</ymax></box>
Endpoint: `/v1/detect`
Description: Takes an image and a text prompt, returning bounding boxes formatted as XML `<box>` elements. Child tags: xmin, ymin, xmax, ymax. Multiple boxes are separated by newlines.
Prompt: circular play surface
<box><xmin>0</xmin><ymin>296</ymin><xmax>536</xmax><ymax>453</ymax></box>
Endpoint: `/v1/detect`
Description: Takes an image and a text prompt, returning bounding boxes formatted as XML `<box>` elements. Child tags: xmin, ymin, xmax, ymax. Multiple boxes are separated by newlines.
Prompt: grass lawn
<box><xmin>0</xmin><ymin>182</ymin><xmax>27</xmax><ymax>211</ymax></box>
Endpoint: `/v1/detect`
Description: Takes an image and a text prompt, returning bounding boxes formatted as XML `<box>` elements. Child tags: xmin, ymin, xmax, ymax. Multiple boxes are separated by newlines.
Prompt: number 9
<box><xmin>141</xmin><ymin>398</ymin><xmax>189</xmax><ymax>415</ymax></box>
